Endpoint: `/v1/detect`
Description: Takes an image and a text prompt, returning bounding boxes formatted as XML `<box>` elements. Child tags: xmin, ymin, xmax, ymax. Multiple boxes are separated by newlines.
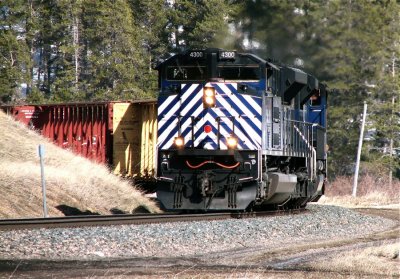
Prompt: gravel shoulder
<box><xmin>0</xmin><ymin>204</ymin><xmax>398</xmax><ymax>278</ymax></box>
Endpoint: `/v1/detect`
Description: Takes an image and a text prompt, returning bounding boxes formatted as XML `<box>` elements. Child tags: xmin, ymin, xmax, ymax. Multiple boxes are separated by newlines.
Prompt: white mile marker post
<box><xmin>38</xmin><ymin>144</ymin><xmax>48</xmax><ymax>217</ymax></box>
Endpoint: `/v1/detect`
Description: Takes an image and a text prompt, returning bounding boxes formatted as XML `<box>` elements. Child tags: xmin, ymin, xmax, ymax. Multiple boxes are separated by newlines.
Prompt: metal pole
<box><xmin>389</xmin><ymin>96</ymin><xmax>394</xmax><ymax>189</ymax></box>
<box><xmin>389</xmin><ymin>55</ymin><xmax>396</xmax><ymax>189</ymax></box>
<box><xmin>38</xmin><ymin>144</ymin><xmax>48</xmax><ymax>217</ymax></box>
<box><xmin>352</xmin><ymin>102</ymin><xmax>367</xmax><ymax>197</ymax></box>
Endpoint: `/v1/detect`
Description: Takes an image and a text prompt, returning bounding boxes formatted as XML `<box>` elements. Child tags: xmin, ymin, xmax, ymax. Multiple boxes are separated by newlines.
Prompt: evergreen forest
<box><xmin>0</xmin><ymin>0</ymin><xmax>399</xmax><ymax>180</ymax></box>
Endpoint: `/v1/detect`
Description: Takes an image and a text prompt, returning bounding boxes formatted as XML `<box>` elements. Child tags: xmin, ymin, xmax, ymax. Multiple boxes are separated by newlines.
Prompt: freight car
<box><xmin>1</xmin><ymin>101</ymin><xmax>157</xmax><ymax>180</ymax></box>
<box><xmin>155</xmin><ymin>48</ymin><xmax>327</xmax><ymax>211</ymax></box>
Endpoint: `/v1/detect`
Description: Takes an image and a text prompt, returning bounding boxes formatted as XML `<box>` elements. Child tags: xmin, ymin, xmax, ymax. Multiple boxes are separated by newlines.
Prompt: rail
<box><xmin>0</xmin><ymin>209</ymin><xmax>306</xmax><ymax>231</ymax></box>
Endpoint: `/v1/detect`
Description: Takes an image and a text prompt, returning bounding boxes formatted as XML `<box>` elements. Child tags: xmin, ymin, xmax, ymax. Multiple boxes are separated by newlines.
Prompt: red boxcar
<box><xmin>1</xmin><ymin>100</ymin><xmax>157</xmax><ymax>178</ymax></box>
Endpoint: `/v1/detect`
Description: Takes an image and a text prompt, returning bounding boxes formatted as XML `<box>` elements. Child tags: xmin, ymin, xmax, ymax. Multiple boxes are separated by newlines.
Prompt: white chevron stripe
<box><xmin>158</xmin><ymin>82</ymin><xmax>262</xmax><ymax>150</ymax></box>
<box><xmin>159</xmin><ymin>85</ymin><xmax>203</xmax><ymax>149</ymax></box>
<box><xmin>180</xmin><ymin>88</ymin><xmax>202</xmax><ymax>116</ymax></box>
<box><xmin>158</xmin><ymin>101</ymin><xmax>180</xmax><ymax>131</ymax></box>
<box><xmin>216</xmin><ymin>83</ymin><xmax>261</xmax><ymax>120</ymax></box>
<box><xmin>182</xmin><ymin>114</ymin><xmax>213</xmax><ymax>144</ymax></box>
<box><xmin>195</xmin><ymin>113</ymin><xmax>249</xmax><ymax>150</ymax></box>
<box><xmin>210</xmin><ymin>110</ymin><xmax>256</xmax><ymax>149</ymax></box>
<box><xmin>162</xmin><ymin>130</ymin><xmax>179</xmax><ymax>149</ymax></box>
<box><xmin>157</xmin><ymin>118</ymin><xmax>178</xmax><ymax>147</ymax></box>
<box><xmin>180</xmin><ymin>84</ymin><xmax>199</xmax><ymax>102</ymax></box>
<box><xmin>216</xmin><ymin>83</ymin><xmax>237</xmax><ymax>92</ymax></box>
<box><xmin>158</xmin><ymin>95</ymin><xmax>176</xmax><ymax>115</ymax></box>
<box><xmin>216</xmin><ymin>96</ymin><xmax>261</xmax><ymax>146</ymax></box>
<box><xmin>158</xmin><ymin>85</ymin><xmax>200</xmax><ymax>148</ymax></box>
<box><xmin>182</xmin><ymin>105</ymin><xmax>204</xmax><ymax>131</ymax></box>
<box><xmin>242</xmin><ymin>95</ymin><xmax>262</xmax><ymax>115</ymax></box>
<box><xmin>228</xmin><ymin>94</ymin><xmax>262</xmax><ymax>127</ymax></box>
<box><xmin>193</xmin><ymin>131</ymin><xmax>212</xmax><ymax>146</ymax></box>
<box><xmin>218</xmin><ymin>83</ymin><xmax>261</xmax><ymax>146</ymax></box>
<box><xmin>192</xmin><ymin>128</ymin><xmax>230</xmax><ymax>150</ymax></box>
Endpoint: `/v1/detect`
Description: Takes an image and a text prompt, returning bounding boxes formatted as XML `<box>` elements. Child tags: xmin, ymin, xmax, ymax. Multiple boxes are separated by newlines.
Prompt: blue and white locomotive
<box><xmin>155</xmin><ymin>48</ymin><xmax>327</xmax><ymax>211</ymax></box>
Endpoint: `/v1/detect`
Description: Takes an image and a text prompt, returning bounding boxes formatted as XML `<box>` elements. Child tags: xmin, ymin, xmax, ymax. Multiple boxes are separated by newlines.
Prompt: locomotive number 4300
<box><xmin>219</xmin><ymin>51</ymin><xmax>236</xmax><ymax>60</ymax></box>
<box><xmin>189</xmin><ymin>51</ymin><xmax>204</xmax><ymax>58</ymax></box>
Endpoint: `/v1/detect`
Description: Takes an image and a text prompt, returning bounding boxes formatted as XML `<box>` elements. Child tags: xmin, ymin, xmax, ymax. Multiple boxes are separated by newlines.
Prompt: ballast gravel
<box><xmin>0</xmin><ymin>204</ymin><xmax>396</xmax><ymax>260</ymax></box>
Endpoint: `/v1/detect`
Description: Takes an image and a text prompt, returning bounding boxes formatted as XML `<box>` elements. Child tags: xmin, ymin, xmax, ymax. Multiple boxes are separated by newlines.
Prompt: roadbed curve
<box><xmin>0</xmin><ymin>204</ymin><xmax>396</xmax><ymax>261</ymax></box>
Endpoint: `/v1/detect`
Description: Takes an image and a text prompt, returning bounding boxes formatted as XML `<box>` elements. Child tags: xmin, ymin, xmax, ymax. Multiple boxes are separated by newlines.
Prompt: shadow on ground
<box><xmin>56</xmin><ymin>205</ymin><xmax>100</xmax><ymax>216</ymax></box>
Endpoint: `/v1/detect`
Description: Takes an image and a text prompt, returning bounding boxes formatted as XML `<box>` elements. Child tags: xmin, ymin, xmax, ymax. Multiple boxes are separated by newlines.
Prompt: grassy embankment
<box><xmin>0</xmin><ymin>111</ymin><xmax>160</xmax><ymax>218</ymax></box>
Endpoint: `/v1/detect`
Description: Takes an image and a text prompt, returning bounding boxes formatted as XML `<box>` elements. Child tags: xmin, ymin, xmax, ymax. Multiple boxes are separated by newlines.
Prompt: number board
<box><xmin>188</xmin><ymin>51</ymin><xmax>204</xmax><ymax>59</ymax></box>
<box><xmin>218</xmin><ymin>50</ymin><xmax>236</xmax><ymax>61</ymax></box>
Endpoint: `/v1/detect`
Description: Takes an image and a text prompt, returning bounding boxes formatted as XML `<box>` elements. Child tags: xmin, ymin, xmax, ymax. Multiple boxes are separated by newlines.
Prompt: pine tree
<box><xmin>167</xmin><ymin>0</ymin><xmax>240</xmax><ymax>50</ymax></box>
<box><xmin>20</xmin><ymin>0</ymin><xmax>67</xmax><ymax>103</ymax></box>
<box><xmin>81</xmin><ymin>0</ymin><xmax>147</xmax><ymax>100</ymax></box>
<box><xmin>0</xmin><ymin>0</ymin><xmax>31</xmax><ymax>103</ymax></box>
<box><xmin>50</xmin><ymin>0</ymin><xmax>85</xmax><ymax>102</ymax></box>
<box><xmin>365</xmin><ymin>0</ymin><xmax>400</xmax><ymax>179</ymax></box>
<box><xmin>130</xmin><ymin>0</ymin><xmax>170</xmax><ymax>94</ymax></box>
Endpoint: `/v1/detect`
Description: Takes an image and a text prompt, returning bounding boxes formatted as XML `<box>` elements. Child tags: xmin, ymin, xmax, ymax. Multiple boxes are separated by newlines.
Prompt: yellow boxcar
<box><xmin>111</xmin><ymin>100</ymin><xmax>157</xmax><ymax>178</ymax></box>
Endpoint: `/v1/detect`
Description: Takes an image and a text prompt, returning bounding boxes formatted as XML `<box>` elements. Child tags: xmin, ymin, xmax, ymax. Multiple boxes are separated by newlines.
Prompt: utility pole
<box><xmin>353</xmin><ymin>102</ymin><xmax>367</xmax><ymax>197</ymax></box>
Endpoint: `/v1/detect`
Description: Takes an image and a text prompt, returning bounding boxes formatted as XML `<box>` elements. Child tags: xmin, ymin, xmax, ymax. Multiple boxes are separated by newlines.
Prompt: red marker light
<box><xmin>204</xmin><ymin>125</ymin><xmax>212</xmax><ymax>133</ymax></box>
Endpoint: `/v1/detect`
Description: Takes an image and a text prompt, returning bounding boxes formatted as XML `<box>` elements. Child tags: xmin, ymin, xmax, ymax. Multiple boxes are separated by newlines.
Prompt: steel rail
<box><xmin>0</xmin><ymin>208</ymin><xmax>306</xmax><ymax>231</ymax></box>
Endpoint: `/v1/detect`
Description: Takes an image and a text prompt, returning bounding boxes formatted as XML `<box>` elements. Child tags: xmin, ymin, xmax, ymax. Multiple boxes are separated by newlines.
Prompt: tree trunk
<box><xmin>73</xmin><ymin>15</ymin><xmax>80</xmax><ymax>89</ymax></box>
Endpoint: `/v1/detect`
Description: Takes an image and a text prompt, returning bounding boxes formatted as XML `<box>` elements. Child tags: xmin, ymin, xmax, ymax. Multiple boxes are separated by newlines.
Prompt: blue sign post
<box><xmin>38</xmin><ymin>144</ymin><xmax>48</xmax><ymax>218</ymax></box>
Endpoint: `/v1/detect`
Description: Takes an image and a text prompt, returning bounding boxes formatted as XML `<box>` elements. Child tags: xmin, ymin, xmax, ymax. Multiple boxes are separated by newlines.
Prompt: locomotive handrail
<box><xmin>292</xmin><ymin>124</ymin><xmax>317</xmax><ymax>181</ymax></box>
<box><xmin>286</xmin><ymin>119</ymin><xmax>325</xmax><ymax>131</ymax></box>
<box><xmin>265</xmin><ymin>117</ymin><xmax>318</xmax><ymax>181</ymax></box>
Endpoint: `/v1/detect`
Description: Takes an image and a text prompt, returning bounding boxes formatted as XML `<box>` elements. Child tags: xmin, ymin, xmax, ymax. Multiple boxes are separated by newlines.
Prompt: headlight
<box><xmin>203</xmin><ymin>86</ymin><xmax>216</xmax><ymax>108</ymax></box>
<box><xmin>227</xmin><ymin>136</ymin><xmax>238</xmax><ymax>149</ymax></box>
<box><xmin>174</xmin><ymin>136</ymin><xmax>185</xmax><ymax>148</ymax></box>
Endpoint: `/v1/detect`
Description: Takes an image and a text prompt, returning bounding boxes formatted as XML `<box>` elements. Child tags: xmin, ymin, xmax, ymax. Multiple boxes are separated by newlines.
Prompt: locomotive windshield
<box><xmin>166</xmin><ymin>65</ymin><xmax>206</xmax><ymax>81</ymax></box>
<box><xmin>217</xmin><ymin>55</ymin><xmax>261</xmax><ymax>81</ymax></box>
<box><xmin>217</xmin><ymin>65</ymin><xmax>260</xmax><ymax>80</ymax></box>
<box><xmin>165</xmin><ymin>52</ymin><xmax>206</xmax><ymax>81</ymax></box>
<box><xmin>163</xmin><ymin>50</ymin><xmax>262</xmax><ymax>82</ymax></box>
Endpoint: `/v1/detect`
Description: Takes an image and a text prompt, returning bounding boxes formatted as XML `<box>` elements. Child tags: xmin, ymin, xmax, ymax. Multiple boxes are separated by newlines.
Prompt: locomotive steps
<box><xmin>0</xmin><ymin>110</ymin><xmax>160</xmax><ymax>219</ymax></box>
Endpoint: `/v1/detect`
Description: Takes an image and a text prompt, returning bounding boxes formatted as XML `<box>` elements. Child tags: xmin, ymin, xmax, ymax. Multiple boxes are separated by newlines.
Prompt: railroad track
<box><xmin>0</xmin><ymin>208</ymin><xmax>306</xmax><ymax>230</ymax></box>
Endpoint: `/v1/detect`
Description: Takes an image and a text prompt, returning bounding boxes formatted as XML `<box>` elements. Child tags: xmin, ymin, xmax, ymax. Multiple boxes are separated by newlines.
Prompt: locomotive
<box><xmin>155</xmin><ymin>48</ymin><xmax>327</xmax><ymax>211</ymax></box>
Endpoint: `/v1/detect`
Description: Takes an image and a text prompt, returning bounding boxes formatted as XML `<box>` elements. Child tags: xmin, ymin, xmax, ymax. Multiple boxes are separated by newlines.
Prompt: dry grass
<box><xmin>319</xmin><ymin>174</ymin><xmax>400</xmax><ymax>207</ymax></box>
<box><xmin>0</xmin><ymin>111</ymin><xmax>161</xmax><ymax>218</ymax></box>
<box><xmin>306</xmin><ymin>242</ymin><xmax>400</xmax><ymax>277</ymax></box>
